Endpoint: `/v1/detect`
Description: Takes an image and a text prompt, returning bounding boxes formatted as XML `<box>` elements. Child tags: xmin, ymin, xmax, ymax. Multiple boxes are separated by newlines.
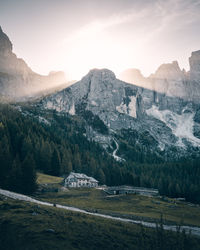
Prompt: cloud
<box><xmin>61</xmin><ymin>0</ymin><xmax>200</xmax><ymax>48</ymax></box>
<box><xmin>57</xmin><ymin>0</ymin><xmax>200</xmax><ymax>78</ymax></box>
<box><xmin>61</xmin><ymin>8</ymin><xmax>149</xmax><ymax>46</ymax></box>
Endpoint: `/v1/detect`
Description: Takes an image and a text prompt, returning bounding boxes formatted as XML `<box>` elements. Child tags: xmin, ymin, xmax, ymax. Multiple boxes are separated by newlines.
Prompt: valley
<box><xmin>35</xmin><ymin>173</ymin><xmax>200</xmax><ymax>228</ymax></box>
<box><xmin>0</xmin><ymin>19</ymin><xmax>200</xmax><ymax>249</ymax></box>
<box><xmin>1</xmin><ymin>195</ymin><xmax>200</xmax><ymax>250</ymax></box>
<box><xmin>1</xmin><ymin>172</ymin><xmax>200</xmax><ymax>250</ymax></box>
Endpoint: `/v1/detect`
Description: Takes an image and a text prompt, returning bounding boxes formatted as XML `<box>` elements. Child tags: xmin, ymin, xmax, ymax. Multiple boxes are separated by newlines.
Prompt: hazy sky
<box><xmin>1</xmin><ymin>0</ymin><xmax>200</xmax><ymax>80</ymax></box>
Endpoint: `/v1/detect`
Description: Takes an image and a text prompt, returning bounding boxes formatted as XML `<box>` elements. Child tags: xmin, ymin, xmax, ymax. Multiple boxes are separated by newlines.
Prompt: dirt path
<box><xmin>0</xmin><ymin>188</ymin><xmax>200</xmax><ymax>237</ymax></box>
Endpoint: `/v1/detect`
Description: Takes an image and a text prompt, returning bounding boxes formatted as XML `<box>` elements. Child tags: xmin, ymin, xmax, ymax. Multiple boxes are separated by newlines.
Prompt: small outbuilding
<box><xmin>64</xmin><ymin>172</ymin><xmax>98</xmax><ymax>188</ymax></box>
<box><xmin>104</xmin><ymin>186</ymin><xmax>159</xmax><ymax>197</ymax></box>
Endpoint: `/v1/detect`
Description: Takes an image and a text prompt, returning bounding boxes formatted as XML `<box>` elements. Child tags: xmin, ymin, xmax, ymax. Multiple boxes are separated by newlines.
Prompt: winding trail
<box><xmin>0</xmin><ymin>188</ymin><xmax>200</xmax><ymax>237</ymax></box>
<box><xmin>112</xmin><ymin>139</ymin><xmax>124</xmax><ymax>162</ymax></box>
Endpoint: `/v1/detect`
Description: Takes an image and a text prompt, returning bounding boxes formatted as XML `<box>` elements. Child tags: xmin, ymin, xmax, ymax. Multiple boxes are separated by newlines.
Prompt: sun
<box><xmin>59</xmin><ymin>23</ymin><xmax>136</xmax><ymax>80</ymax></box>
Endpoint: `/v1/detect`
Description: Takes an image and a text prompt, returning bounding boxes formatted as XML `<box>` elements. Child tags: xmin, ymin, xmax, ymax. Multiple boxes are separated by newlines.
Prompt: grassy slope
<box><xmin>0</xmin><ymin>197</ymin><xmax>200</xmax><ymax>250</ymax></box>
<box><xmin>37</xmin><ymin>173</ymin><xmax>200</xmax><ymax>226</ymax></box>
<box><xmin>36</xmin><ymin>188</ymin><xmax>200</xmax><ymax>227</ymax></box>
<box><xmin>35</xmin><ymin>173</ymin><xmax>200</xmax><ymax>227</ymax></box>
<box><xmin>37</xmin><ymin>173</ymin><xmax>63</xmax><ymax>185</ymax></box>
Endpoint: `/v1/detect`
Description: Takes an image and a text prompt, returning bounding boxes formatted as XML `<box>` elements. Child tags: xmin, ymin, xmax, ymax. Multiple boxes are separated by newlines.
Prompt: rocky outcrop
<box><xmin>151</xmin><ymin>61</ymin><xmax>184</xmax><ymax>81</ymax></box>
<box><xmin>119</xmin><ymin>69</ymin><xmax>147</xmax><ymax>86</ymax></box>
<box><xmin>0</xmin><ymin>26</ymin><xmax>66</xmax><ymax>101</ymax></box>
<box><xmin>0</xmin><ymin>26</ymin><xmax>12</xmax><ymax>56</ymax></box>
<box><xmin>189</xmin><ymin>50</ymin><xmax>200</xmax><ymax>82</ymax></box>
<box><xmin>120</xmin><ymin>54</ymin><xmax>200</xmax><ymax>103</ymax></box>
<box><xmin>149</xmin><ymin>61</ymin><xmax>189</xmax><ymax>99</ymax></box>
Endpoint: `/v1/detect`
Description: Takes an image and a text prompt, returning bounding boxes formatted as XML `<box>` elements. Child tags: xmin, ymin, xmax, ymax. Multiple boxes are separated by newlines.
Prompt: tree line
<box><xmin>0</xmin><ymin>104</ymin><xmax>199</xmax><ymax>203</ymax></box>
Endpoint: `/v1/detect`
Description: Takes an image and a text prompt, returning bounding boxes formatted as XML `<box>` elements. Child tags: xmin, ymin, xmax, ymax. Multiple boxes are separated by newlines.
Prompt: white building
<box><xmin>64</xmin><ymin>172</ymin><xmax>98</xmax><ymax>188</ymax></box>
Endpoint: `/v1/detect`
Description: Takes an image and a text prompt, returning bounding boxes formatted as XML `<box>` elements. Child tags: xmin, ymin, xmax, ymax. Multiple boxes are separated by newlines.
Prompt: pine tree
<box><xmin>61</xmin><ymin>152</ymin><xmax>72</xmax><ymax>175</ymax></box>
<box><xmin>96</xmin><ymin>169</ymin><xmax>106</xmax><ymax>184</ymax></box>
<box><xmin>51</xmin><ymin>149</ymin><xmax>61</xmax><ymax>176</ymax></box>
<box><xmin>21</xmin><ymin>154</ymin><xmax>37</xmax><ymax>194</ymax></box>
<box><xmin>8</xmin><ymin>156</ymin><xmax>22</xmax><ymax>192</ymax></box>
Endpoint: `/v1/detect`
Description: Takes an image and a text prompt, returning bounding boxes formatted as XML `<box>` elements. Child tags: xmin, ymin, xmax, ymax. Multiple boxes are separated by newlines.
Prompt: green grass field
<box><xmin>37</xmin><ymin>172</ymin><xmax>63</xmax><ymax>184</ymax></box>
<box><xmin>0</xmin><ymin>196</ymin><xmax>200</xmax><ymax>250</ymax></box>
<box><xmin>36</xmin><ymin>188</ymin><xmax>200</xmax><ymax>227</ymax></box>
<box><xmin>35</xmin><ymin>173</ymin><xmax>200</xmax><ymax>227</ymax></box>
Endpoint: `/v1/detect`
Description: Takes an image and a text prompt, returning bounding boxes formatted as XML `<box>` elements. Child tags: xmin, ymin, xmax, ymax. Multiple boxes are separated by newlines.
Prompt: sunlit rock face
<box><xmin>189</xmin><ymin>50</ymin><xmax>200</xmax><ymax>82</ymax></box>
<box><xmin>42</xmin><ymin>68</ymin><xmax>200</xmax><ymax>158</ymax></box>
<box><xmin>43</xmin><ymin>69</ymin><xmax>142</xmax><ymax>128</ymax></box>
<box><xmin>151</xmin><ymin>61</ymin><xmax>184</xmax><ymax>81</ymax></box>
<box><xmin>120</xmin><ymin>55</ymin><xmax>200</xmax><ymax>103</ymax></box>
<box><xmin>119</xmin><ymin>69</ymin><xmax>147</xmax><ymax>86</ymax></box>
<box><xmin>0</xmin><ymin>26</ymin><xmax>12</xmax><ymax>56</ymax></box>
<box><xmin>149</xmin><ymin>61</ymin><xmax>189</xmax><ymax>99</ymax></box>
<box><xmin>0</xmin><ymin>26</ymin><xmax>66</xmax><ymax>101</ymax></box>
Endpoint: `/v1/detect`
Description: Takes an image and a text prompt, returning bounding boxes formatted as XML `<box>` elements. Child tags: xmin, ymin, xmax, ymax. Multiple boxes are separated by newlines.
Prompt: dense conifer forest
<box><xmin>0</xmin><ymin>104</ymin><xmax>199</xmax><ymax>203</ymax></box>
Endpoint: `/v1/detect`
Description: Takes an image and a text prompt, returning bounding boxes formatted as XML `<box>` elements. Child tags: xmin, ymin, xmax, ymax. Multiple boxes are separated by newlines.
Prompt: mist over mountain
<box><xmin>0</xmin><ymin>26</ymin><xmax>200</xmax><ymax>160</ymax></box>
<box><xmin>119</xmin><ymin>53</ymin><xmax>200</xmax><ymax>102</ymax></box>
<box><xmin>0</xmin><ymin>26</ymin><xmax>66</xmax><ymax>101</ymax></box>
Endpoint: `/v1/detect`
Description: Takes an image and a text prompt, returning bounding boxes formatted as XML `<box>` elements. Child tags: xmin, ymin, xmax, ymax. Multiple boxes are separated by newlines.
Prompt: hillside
<box><xmin>0</xmin><ymin>104</ymin><xmax>200</xmax><ymax>203</ymax></box>
<box><xmin>1</xmin><ymin>196</ymin><xmax>200</xmax><ymax>250</ymax></box>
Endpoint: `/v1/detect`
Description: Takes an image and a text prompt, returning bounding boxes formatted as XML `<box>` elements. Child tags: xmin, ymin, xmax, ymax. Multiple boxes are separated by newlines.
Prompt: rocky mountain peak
<box><xmin>84</xmin><ymin>68</ymin><xmax>116</xmax><ymax>82</ymax></box>
<box><xmin>0</xmin><ymin>26</ymin><xmax>67</xmax><ymax>100</ymax></box>
<box><xmin>48</xmin><ymin>71</ymin><xmax>66</xmax><ymax>82</ymax></box>
<box><xmin>0</xmin><ymin>26</ymin><xmax>13</xmax><ymax>56</ymax></box>
<box><xmin>119</xmin><ymin>68</ymin><xmax>145</xmax><ymax>85</ymax></box>
<box><xmin>189</xmin><ymin>50</ymin><xmax>200</xmax><ymax>81</ymax></box>
<box><xmin>151</xmin><ymin>61</ymin><xmax>184</xmax><ymax>81</ymax></box>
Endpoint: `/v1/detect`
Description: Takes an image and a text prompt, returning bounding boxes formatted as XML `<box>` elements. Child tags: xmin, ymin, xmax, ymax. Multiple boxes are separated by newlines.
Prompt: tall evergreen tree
<box><xmin>21</xmin><ymin>154</ymin><xmax>37</xmax><ymax>194</ymax></box>
<box><xmin>51</xmin><ymin>149</ymin><xmax>61</xmax><ymax>176</ymax></box>
<box><xmin>8</xmin><ymin>156</ymin><xmax>22</xmax><ymax>192</ymax></box>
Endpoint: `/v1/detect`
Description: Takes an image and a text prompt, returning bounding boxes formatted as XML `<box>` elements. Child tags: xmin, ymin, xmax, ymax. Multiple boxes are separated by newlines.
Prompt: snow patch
<box><xmin>69</xmin><ymin>103</ymin><xmax>75</xmax><ymax>115</ymax></box>
<box><xmin>38</xmin><ymin>116</ymin><xmax>50</xmax><ymax>125</ymax></box>
<box><xmin>91</xmin><ymin>100</ymin><xmax>98</xmax><ymax>106</ymax></box>
<box><xmin>128</xmin><ymin>96</ymin><xmax>137</xmax><ymax>118</ymax></box>
<box><xmin>116</xmin><ymin>96</ymin><xmax>136</xmax><ymax>118</ymax></box>
<box><xmin>116</xmin><ymin>102</ymin><xmax>127</xmax><ymax>114</ymax></box>
<box><xmin>146</xmin><ymin>105</ymin><xmax>200</xmax><ymax>147</ymax></box>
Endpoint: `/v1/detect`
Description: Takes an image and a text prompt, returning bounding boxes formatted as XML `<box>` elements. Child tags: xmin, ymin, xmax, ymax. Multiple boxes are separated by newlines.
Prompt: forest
<box><xmin>0</xmin><ymin>104</ymin><xmax>199</xmax><ymax>203</ymax></box>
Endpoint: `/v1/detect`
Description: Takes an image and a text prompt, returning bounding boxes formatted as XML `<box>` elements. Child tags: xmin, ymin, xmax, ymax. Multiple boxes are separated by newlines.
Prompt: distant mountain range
<box><xmin>119</xmin><ymin>53</ymin><xmax>200</xmax><ymax>102</ymax></box>
<box><xmin>1</xmin><ymin>26</ymin><xmax>200</xmax><ymax>161</ymax></box>
<box><xmin>0</xmin><ymin>26</ymin><xmax>67</xmax><ymax>101</ymax></box>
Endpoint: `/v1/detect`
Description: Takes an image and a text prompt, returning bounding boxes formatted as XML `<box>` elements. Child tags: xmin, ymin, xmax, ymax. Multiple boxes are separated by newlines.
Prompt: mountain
<box><xmin>41</xmin><ymin>67</ymin><xmax>200</xmax><ymax>161</ymax></box>
<box><xmin>189</xmin><ymin>50</ymin><xmax>200</xmax><ymax>81</ymax></box>
<box><xmin>119</xmin><ymin>53</ymin><xmax>200</xmax><ymax>102</ymax></box>
<box><xmin>1</xmin><ymin>26</ymin><xmax>200</xmax><ymax>161</ymax></box>
<box><xmin>0</xmin><ymin>26</ymin><xmax>66</xmax><ymax>101</ymax></box>
<box><xmin>118</xmin><ymin>68</ymin><xmax>147</xmax><ymax>87</ymax></box>
<box><xmin>0</xmin><ymin>27</ymin><xmax>199</xmax><ymax>202</ymax></box>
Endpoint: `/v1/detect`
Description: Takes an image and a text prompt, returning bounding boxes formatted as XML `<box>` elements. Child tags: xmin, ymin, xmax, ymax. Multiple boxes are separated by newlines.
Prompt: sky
<box><xmin>0</xmin><ymin>0</ymin><xmax>200</xmax><ymax>80</ymax></box>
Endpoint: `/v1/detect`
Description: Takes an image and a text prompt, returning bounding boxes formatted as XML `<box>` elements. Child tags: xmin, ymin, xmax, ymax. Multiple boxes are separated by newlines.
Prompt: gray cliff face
<box><xmin>42</xmin><ymin>68</ymin><xmax>200</xmax><ymax>158</ymax></box>
<box><xmin>120</xmin><ymin>53</ymin><xmax>200</xmax><ymax>103</ymax></box>
<box><xmin>189</xmin><ymin>50</ymin><xmax>200</xmax><ymax>82</ymax></box>
<box><xmin>0</xmin><ymin>26</ymin><xmax>12</xmax><ymax>57</ymax></box>
<box><xmin>0</xmin><ymin>26</ymin><xmax>66</xmax><ymax>100</ymax></box>
<box><xmin>151</xmin><ymin>61</ymin><xmax>184</xmax><ymax>81</ymax></box>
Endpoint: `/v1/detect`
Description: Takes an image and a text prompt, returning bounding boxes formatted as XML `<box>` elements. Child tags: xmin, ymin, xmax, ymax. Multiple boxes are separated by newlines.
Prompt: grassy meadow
<box><xmin>36</xmin><ymin>173</ymin><xmax>200</xmax><ymax>227</ymax></box>
<box><xmin>0</xmin><ymin>196</ymin><xmax>200</xmax><ymax>250</ymax></box>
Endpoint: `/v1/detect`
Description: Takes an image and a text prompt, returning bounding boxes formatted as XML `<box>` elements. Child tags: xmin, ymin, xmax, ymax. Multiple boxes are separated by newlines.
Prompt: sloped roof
<box><xmin>67</xmin><ymin>172</ymin><xmax>98</xmax><ymax>182</ymax></box>
<box><xmin>88</xmin><ymin>177</ymin><xmax>98</xmax><ymax>182</ymax></box>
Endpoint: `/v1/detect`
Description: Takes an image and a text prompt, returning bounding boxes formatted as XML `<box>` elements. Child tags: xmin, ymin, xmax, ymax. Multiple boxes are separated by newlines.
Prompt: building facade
<box><xmin>104</xmin><ymin>186</ymin><xmax>159</xmax><ymax>196</ymax></box>
<box><xmin>64</xmin><ymin>172</ymin><xmax>98</xmax><ymax>188</ymax></box>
